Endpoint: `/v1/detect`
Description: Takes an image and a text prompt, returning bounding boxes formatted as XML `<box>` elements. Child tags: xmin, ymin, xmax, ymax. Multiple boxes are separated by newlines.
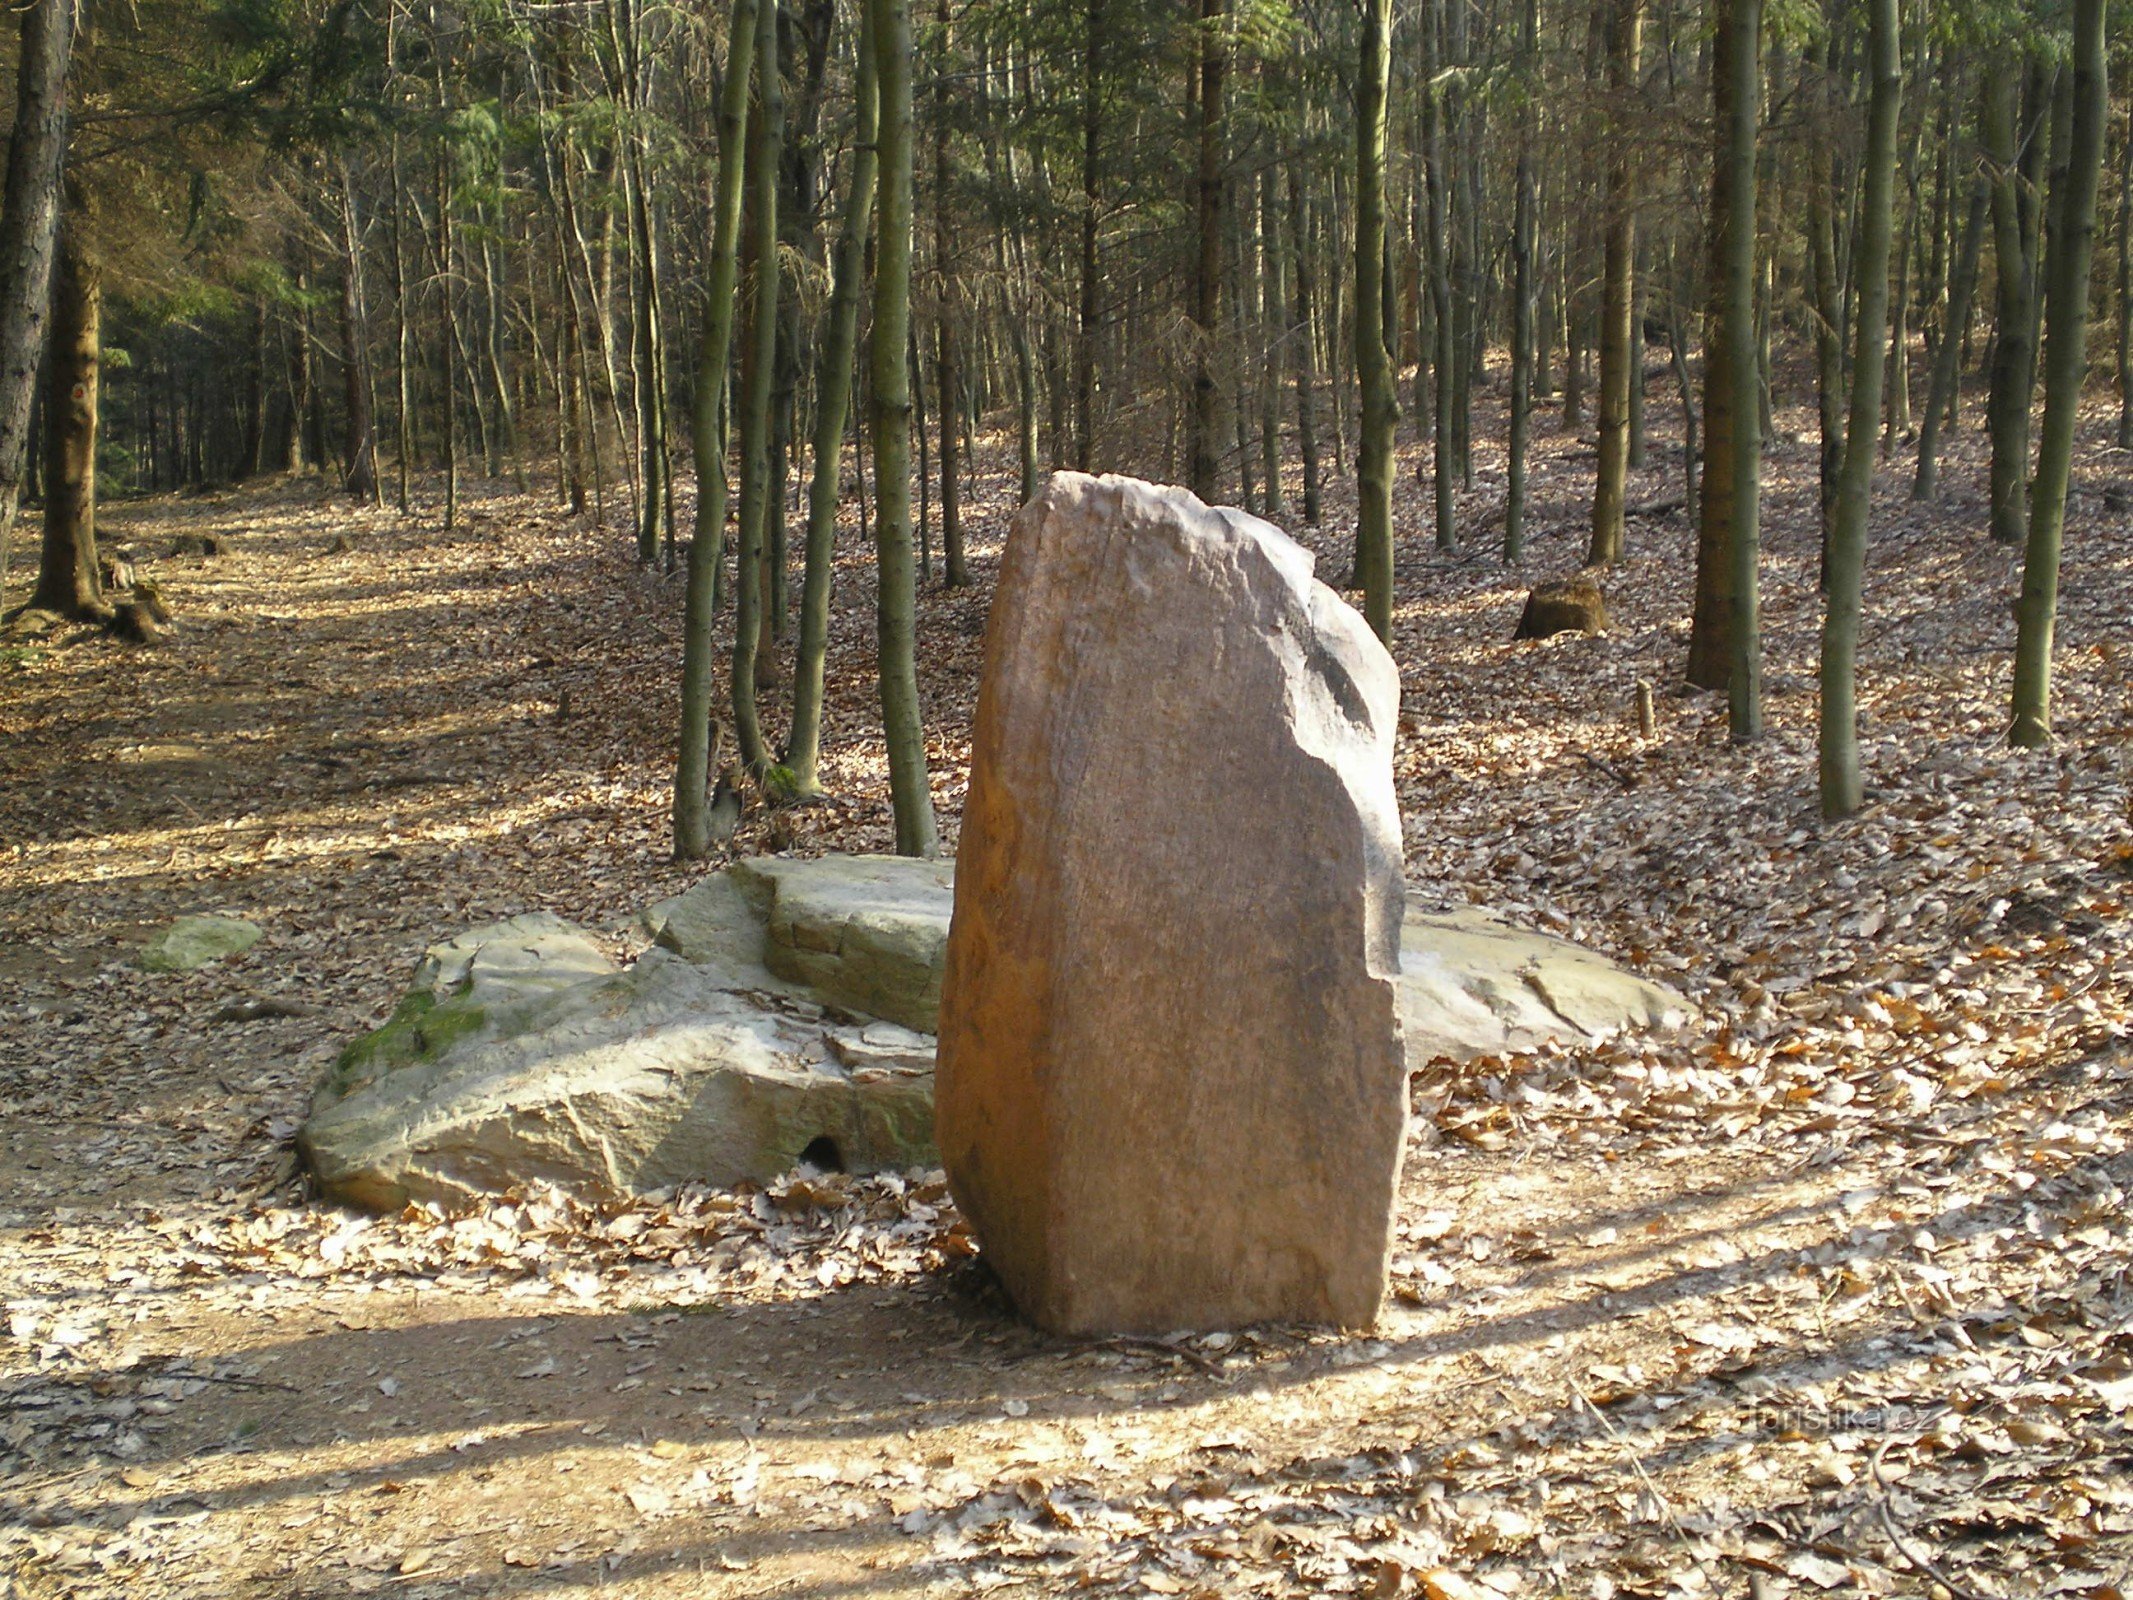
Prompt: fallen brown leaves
<box><xmin>1</xmin><ymin>383</ymin><xmax>2129</xmax><ymax>1597</ymax></box>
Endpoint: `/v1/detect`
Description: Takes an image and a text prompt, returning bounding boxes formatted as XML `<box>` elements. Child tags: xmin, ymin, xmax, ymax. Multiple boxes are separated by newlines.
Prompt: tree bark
<box><xmin>1709</xmin><ymin>0</ymin><xmax>1761</xmax><ymax>736</ymax></box>
<box><xmin>932</xmin><ymin>0</ymin><xmax>967</xmax><ymax>587</ymax></box>
<box><xmin>1817</xmin><ymin>0</ymin><xmax>1900</xmax><ymax>817</ymax></box>
<box><xmin>1685</xmin><ymin>3</ymin><xmax>1738</xmax><ymax>695</ymax></box>
<box><xmin>29</xmin><ymin>230</ymin><xmax>100</xmax><ymax>620</ymax></box>
<box><xmin>1982</xmin><ymin>58</ymin><xmax>2039</xmax><ymax>548</ymax></box>
<box><xmin>1187</xmin><ymin>0</ymin><xmax>1227</xmax><ymax>501</ymax></box>
<box><xmin>785</xmin><ymin>4</ymin><xmax>877</xmax><ymax>797</ymax></box>
<box><xmin>674</xmin><ymin>0</ymin><xmax>760</xmax><ymax>859</ymax></box>
<box><xmin>2010</xmin><ymin>0</ymin><xmax>2107</xmax><ymax>748</ymax></box>
<box><xmin>2116</xmin><ymin>101</ymin><xmax>2131</xmax><ymax>451</ymax></box>
<box><xmin>336</xmin><ymin>158</ymin><xmax>381</xmax><ymax>504</ymax></box>
<box><xmin>1289</xmin><ymin>166</ymin><xmax>1320</xmax><ymax>525</ymax></box>
<box><xmin>1913</xmin><ymin>174</ymin><xmax>1986</xmax><ymax>500</ymax></box>
<box><xmin>1507</xmin><ymin>145</ymin><xmax>1535</xmax><ymax>562</ymax></box>
<box><xmin>1588</xmin><ymin>0</ymin><xmax>1642</xmax><ymax>566</ymax></box>
<box><xmin>731</xmin><ymin>7</ymin><xmax>782</xmax><ymax>774</ymax></box>
<box><xmin>0</xmin><ymin>0</ymin><xmax>74</xmax><ymax>614</ymax></box>
<box><xmin>1072</xmin><ymin>0</ymin><xmax>1102</xmax><ymax>471</ymax></box>
<box><xmin>869</xmin><ymin>0</ymin><xmax>938</xmax><ymax>856</ymax></box>
<box><xmin>1806</xmin><ymin>36</ymin><xmax>1844</xmax><ymax>541</ymax></box>
<box><xmin>1353</xmin><ymin>0</ymin><xmax>1396</xmax><ymax>640</ymax></box>
<box><xmin>1423</xmin><ymin>0</ymin><xmax>1456</xmax><ymax>551</ymax></box>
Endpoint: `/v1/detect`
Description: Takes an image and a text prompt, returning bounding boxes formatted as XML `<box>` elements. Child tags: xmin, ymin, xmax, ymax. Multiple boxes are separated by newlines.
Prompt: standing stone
<box><xmin>938</xmin><ymin>474</ymin><xmax>1407</xmax><ymax>1334</ymax></box>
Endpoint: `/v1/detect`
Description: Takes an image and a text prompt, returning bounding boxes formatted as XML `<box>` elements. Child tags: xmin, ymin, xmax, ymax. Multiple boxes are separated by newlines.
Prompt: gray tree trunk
<box><xmin>674</xmin><ymin>0</ymin><xmax>760</xmax><ymax>859</ymax></box>
<box><xmin>1353</xmin><ymin>0</ymin><xmax>1397</xmax><ymax>639</ymax></box>
<box><xmin>785</xmin><ymin>6</ymin><xmax>877</xmax><ymax>796</ymax></box>
<box><xmin>2010</xmin><ymin>0</ymin><xmax>2107</xmax><ymax>748</ymax></box>
<box><xmin>1818</xmin><ymin>0</ymin><xmax>1901</xmax><ymax>816</ymax></box>
<box><xmin>869</xmin><ymin>0</ymin><xmax>939</xmax><ymax>856</ymax></box>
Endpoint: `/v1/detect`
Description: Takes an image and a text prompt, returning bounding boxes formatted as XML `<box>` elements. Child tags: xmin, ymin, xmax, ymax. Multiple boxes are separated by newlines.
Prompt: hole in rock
<box><xmin>799</xmin><ymin>1135</ymin><xmax>845</xmax><ymax>1173</ymax></box>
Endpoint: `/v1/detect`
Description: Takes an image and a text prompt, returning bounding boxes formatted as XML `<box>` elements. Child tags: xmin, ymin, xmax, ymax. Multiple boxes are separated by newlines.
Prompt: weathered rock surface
<box><xmin>305</xmin><ymin>850</ymin><xmax>1687</xmax><ymax>1216</ymax></box>
<box><xmin>140</xmin><ymin>914</ymin><xmax>262</xmax><ymax>972</ymax></box>
<box><xmin>303</xmin><ymin>877</ymin><xmax>939</xmax><ymax>1212</ymax></box>
<box><xmin>301</xmin><ymin>951</ymin><xmax>933</xmax><ymax>1213</ymax></box>
<box><xmin>937</xmin><ymin>474</ymin><xmax>1411</xmax><ymax>1335</ymax></box>
<box><xmin>733</xmin><ymin>855</ymin><xmax>955</xmax><ymax>1032</ymax></box>
<box><xmin>1399</xmin><ymin>905</ymin><xmax>1687</xmax><ymax>1068</ymax></box>
<box><xmin>1514</xmin><ymin>574</ymin><xmax>1608</xmax><ymax>639</ymax></box>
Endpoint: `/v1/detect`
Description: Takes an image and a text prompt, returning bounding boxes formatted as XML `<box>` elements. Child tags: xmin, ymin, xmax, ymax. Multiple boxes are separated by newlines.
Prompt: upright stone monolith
<box><xmin>937</xmin><ymin>474</ymin><xmax>1407</xmax><ymax>1334</ymax></box>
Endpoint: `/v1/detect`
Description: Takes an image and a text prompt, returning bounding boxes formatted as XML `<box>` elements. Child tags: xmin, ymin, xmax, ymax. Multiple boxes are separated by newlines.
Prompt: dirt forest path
<box><xmin>3</xmin><ymin>402</ymin><xmax>2131</xmax><ymax>1598</ymax></box>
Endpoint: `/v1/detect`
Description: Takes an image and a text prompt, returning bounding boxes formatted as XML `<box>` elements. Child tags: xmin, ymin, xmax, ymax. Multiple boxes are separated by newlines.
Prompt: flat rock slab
<box><xmin>304</xmin><ymin>851</ymin><xmax>1687</xmax><ymax>1214</ymax></box>
<box><xmin>937</xmin><ymin>474</ymin><xmax>1411</xmax><ymax>1335</ymax></box>
<box><xmin>1400</xmin><ymin>906</ymin><xmax>1688</xmax><ymax>1068</ymax></box>
<box><xmin>301</xmin><ymin>952</ymin><xmax>933</xmax><ymax>1213</ymax></box>
<box><xmin>140</xmin><ymin>915</ymin><xmax>262</xmax><ymax>972</ymax></box>
<box><xmin>732</xmin><ymin>855</ymin><xmax>955</xmax><ymax>1033</ymax></box>
<box><xmin>305</xmin><ymin>878</ymin><xmax>942</xmax><ymax>1212</ymax></box>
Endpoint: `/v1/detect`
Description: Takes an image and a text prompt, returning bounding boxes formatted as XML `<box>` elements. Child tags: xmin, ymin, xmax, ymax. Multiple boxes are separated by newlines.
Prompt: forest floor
<box><xmin>1</xmin><ymin>381</ymin><xmax>2130</xmax><ymax>1600</ymax></box>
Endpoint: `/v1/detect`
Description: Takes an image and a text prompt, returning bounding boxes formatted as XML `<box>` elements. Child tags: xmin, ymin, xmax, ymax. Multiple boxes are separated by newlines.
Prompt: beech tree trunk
<box><xmin>337</xmin><ymin>159</ymin><xmax>380</xmax><ymax>503</ymax></box>
<box><xmin>1289</xmin><ymin>167</ymin><xmax>1321</xmax><ymax>525</ymax></box>
<box><xmin>1588</xmin><ymin>0</ymin><xmax>1642</xmax><ymax>567</ymax></box>
<box><xmin>731</xmin><ymin>8</ymin><xmax>783</xmax><ymax>774</ymax></box>
<box><xmin>673</xmin><ymin>0</ymin><xmax>759</xmax><ymax>859</ymax></box>
<box><xmin>1983</xmin><ymin>59</ymin><xmax>2039</xmax><ymax>548</ymax></box>
<box><xmin>1712</xmin><ymin>0</ymin><xmax>1761</xmax><ymax>737</ymax></box>
<box><xmin>785</xmin><ymin>5</ymin><xmax>877</xmax><ymax>796</ymax></box>
<box><xmin>1187</xmin><ymin>0</ymin><xmax>1227</xmax><ymax>501</ymax></box>
<box><xmin>2010</xmin><ymin>0</ymin><xmax>2107</xmax><ymax>748</ymax></box>
<box><xmin>1818</xmin><ymin>0</ymin><xmax>1900</xmax><ymax>817</ymax></box>
<box><xmin>1353</xmin><ymin>0</ymin><xmax>1396</xmax><ymax>640</ymax></box>
<box><xmin>1914</xmin><ymin>175</ymin><xmax>1987</xmax><ymax>500</ymax></box>
<box><xmin>1685</xmin><ymin>0</ymin><xmax>1740</xmax><ymax>695</ymax></box>
<box><xmin>869</xmin><ymin>0</ymin><xmax>939</xmax><ymax>857</ymax></box>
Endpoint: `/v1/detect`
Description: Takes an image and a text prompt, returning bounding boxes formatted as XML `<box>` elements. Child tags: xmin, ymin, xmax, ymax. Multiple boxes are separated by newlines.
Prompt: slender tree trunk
<box><xmin>1589</xmin><ymin>0</ymin><xmax>1642</xmax><ymax>566</ymax></box>
<box><xmin>1883</xmin><ymin>102</ymin><xmax>1926</xmax><ymax>458</ymax></box>
<box><xmin>674</xmin><ymin>0</ymin><xmax>760</xmax><ymax>858</ymax></box>
<box><xmin>336</xmin><ymin>159</ymin><xmax>381</xmax><ymax>503</ymax></box>
<box><xmin>910</xmin><ymin>320</ymin><xmax>930</xmax><ymax>579</ymax></box>
<box><xmin>629</xmin><ymin>130</ymin><xmax>669</xmax><ymax>560</ymax></box>
<box><xmin>287</xmin><ymin>260</ymin><xmax>315</xmax><ymax>474</ymax></box>
<box><xmin>1714</xmin><ymin>0</ymin><xmax>1761</xmax><ymax>734</ymax></box>
<box><xmin>1423</xmin><ymin>0</ymin><xmax>1456</xmax><ymax>550</ymax></box>
<box><xmin>869</xmin><ymin>0</ymin><xmax>938</xmax><ymax>856</ymax></box>
<box><xmin>1806</xmin><ymin>40</ymin><xmax>1845</xmax><ymax>539</ymax></box>
<box><xmin>1289</xmin><ymin>167</ymin><xmax>1321</xmax><ymax>525</ymax></box>
<box><xmin>1072</xmin><ymin>0</ymin><xmax>1102</xmax><ymax>470</ymax></box>
<box><xmin>2010</xmin><ymin>0</ymin><xmax>2107</xmax><ymax>748</ymax></box>
<box><xmin>1257</xmin><ymin>172</ymin><xmax>1284</xmax><ymax>517</ymax></box>
<box><xmin>1187</xmin><ymin>0</ymin><xmax>1227</xmax><ymax>501</ymax></box>
<box><xmin>241</xmin><ymin>296</ymin><xmax>267</xmax><ymax>479</ymax></box>
<box><xmin>786</xmin><ymin>7</ymin><xmax>877</xmax><ymax>797</ymax></box>
<box><xmin>1685</xmin><ymin>0</ymin><xmax>1739</xmax><ymax>693</ymax></box>
<box><xmin>731</xmin><ymin>8</ymin><xmax>782</xmax><ymax>774</ymax></box>
<box><xmin>2115</xmin><ymin>103</ymin><xmax>2131</xmax><ymax>450</ymax></box>
<box><xmin>1818</xmin><ymin>0</ymin><xmax>1900</xmax><ymax>816</ymax></box>
<box><xmin>933</xmin><ymin>0</ymin><xmax>967</xmax><ymax>587</ymax></box>
<box><xmin>30</xmin><ymin>230</ymin><xmax>100</xmax><ymax>620</ymax></box>
<box><xmin>1507</xmin><ymin>144</ymin><xmax>1535</xmax><ymax>563</ymax></box>
<box><xmin>1914</xmin><ymin>175</ymin><xmax>1986</xmax><ymax>499</ymax></box>
<box><xmin>0</xmin><ymin>0</ymin><xmax>74</xmax><ymax>614</ymax></box>
<box><xmin>1983</xmin><ymin>59</ymin><xmax>2039</xmax><ymax>547</ymax></box>
<box><xmin>1353</xmin><ymin>0</ymin><xmax>1396</xmax><ymax>638</ymax></box>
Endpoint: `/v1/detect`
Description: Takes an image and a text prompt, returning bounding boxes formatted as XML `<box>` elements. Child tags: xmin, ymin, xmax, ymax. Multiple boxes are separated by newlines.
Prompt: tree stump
<box><xmin>1514</xmin><ymin>574</ymin><xmax>1608</xmax><ymax>639</ymax></box>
